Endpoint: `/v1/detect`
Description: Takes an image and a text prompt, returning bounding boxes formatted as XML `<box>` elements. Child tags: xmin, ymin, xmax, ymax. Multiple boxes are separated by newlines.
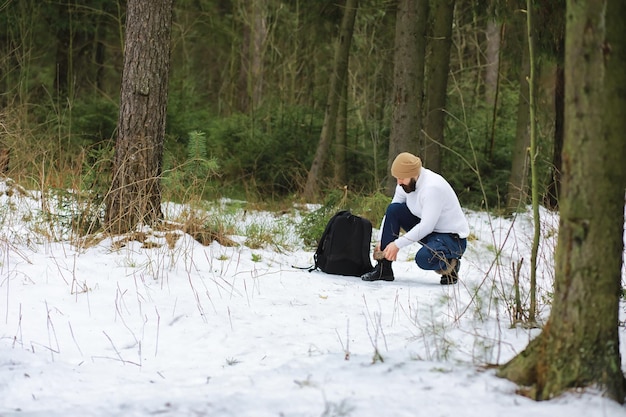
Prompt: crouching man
<box><xmin>362</xmin><ymin>152</ymin><xmax>469</xmax><ymax>285</ymax></box>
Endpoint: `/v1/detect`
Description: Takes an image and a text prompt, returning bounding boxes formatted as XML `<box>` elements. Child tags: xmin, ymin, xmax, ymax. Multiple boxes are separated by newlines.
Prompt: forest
<box><xmin>2</xmin><ymin>0</ymin><xmax>626</xmax><ymax>404</ymax></box>
<box><xmin>0</xmin><ymin>0</ymin><xmax>563</xmax><ymax>212</ymax></box>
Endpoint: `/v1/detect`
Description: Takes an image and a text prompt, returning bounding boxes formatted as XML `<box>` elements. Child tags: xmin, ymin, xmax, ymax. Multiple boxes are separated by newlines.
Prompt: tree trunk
<box><xmin>237</xmin><ymin>0</ymin><xmax>268</xmax><ymax>113</ymax></box>
<box><xmin>423</xmin><ymin>0</ymin><xmax>455</xmax><ymax>173</ymax></box>
<box><xmin>505</xmin><ymin>23</ymin><xmax>531</xmax><ymax>213</ymax></box>
<box><xmin>250</xmin><ymin>0</ymin><xmax>267</xmax><ymax>109</ymax></box>
<box><xmin>485</xmin><ymin>17</ymin><xmax>502</xmax><ymax>157</ymax></box>
<box><xmin>484</xmin><ymin>18</ymin><xmax>502</xmax><ymax>111</ymax></box>
<box><xmin>303</xmin><ymin>0</ymin><xmax>358</xmax><ymax>201</ymax></box>
<box><xmin>334</xmin><ymin>78</ymin><xmax>348</xmax><ymax>186</ymax></box>
<box><xmin>105</xmin><ymin>0</ymin><xmax>173</xmax><ymax>234</ymax></box>
<box><xmin>498</xmin><ymin>0</ymin><xmax>626</xmax><ymax>402</ymax></box>
<box><xmin>544</xmin><ymin>64</ymin><xmax>564</xmax><ymax>210</ymax></box>
<box><xmin>237</xmin><ymin>0</ymin><xmax>251</xmax><ymax>113</ymax></box>
<box><xmin>386</xmin><ymin>0</ymin><xmax>428</xmax><ymax>193</ymax></box>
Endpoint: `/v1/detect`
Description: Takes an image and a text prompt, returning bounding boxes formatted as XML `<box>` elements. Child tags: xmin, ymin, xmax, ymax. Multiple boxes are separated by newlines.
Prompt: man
<box><xmin>361</xmin><ymin>152</ymin><xmax>469</xmax><ymax>285</ymax></box>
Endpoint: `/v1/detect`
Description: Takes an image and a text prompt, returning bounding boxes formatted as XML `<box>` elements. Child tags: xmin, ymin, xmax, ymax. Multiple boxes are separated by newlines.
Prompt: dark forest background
<box><xmin>0</xmin><ymin>0</ymin><xmax>564</xmax><ymax>211</ymax></box>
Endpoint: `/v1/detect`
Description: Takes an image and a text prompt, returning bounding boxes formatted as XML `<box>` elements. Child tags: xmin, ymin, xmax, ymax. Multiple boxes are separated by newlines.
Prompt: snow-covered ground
<box><xmin>1</xmin><ymin>179</ymin><xmax>625</xmax><ymax>417</ymax></box>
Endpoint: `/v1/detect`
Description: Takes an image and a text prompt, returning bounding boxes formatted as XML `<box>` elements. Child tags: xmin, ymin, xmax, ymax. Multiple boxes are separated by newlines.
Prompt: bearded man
<box><xmin>361</xmin><ymin>152</ymin><xmax>470</xmax><ymax>285</ymax></box>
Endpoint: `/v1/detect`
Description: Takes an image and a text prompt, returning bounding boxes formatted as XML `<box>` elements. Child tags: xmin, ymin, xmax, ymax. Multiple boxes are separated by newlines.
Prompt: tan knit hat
<box><xmin>391</xmin><ymin>152</ymin><xmax>422</xmax><ymax>179</ymax></box>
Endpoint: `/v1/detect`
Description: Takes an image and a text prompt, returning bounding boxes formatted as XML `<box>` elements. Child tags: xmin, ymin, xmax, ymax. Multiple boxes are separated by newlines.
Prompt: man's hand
<box><xmin>383</xmin><ymin>241</ymin><xmax>399</xmax><ymax>261</ymax></box>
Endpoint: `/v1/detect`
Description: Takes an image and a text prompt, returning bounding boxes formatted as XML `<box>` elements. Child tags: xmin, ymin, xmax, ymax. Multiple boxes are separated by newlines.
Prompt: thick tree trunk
<box><xmin>386</xmin><ymin>0</ymin><xmax>428</xmax><ymax>193</ymax></box>
<box><xmin>105</xmin><ymin>0</ymin><xmax>173</xmax><ymax>234</ymax></box>
<box><xmin>498</xmin><ymin>0</ymin><xmax>626</xmax><ymax>403</ymax></box>
<box><xmin>303</xmin><ymin>0</ymin><xmax>358</xmax><ymax>201</ymax></box>
<box><xmin>423</xmin><ymin>0</ymin><xmax>455</xmax><ymax>173</ymax></box>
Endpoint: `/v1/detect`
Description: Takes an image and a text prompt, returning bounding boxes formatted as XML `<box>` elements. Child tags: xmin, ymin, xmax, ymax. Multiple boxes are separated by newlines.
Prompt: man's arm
<box><xmin>395</xmin><ymin>189</ymin><xmax>443</xmax><ymax>248</ymax></box>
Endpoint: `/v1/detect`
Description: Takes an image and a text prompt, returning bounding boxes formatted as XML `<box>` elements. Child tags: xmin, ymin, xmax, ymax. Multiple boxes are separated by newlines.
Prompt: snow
<box><xmin>1</xmin><ymin>179</ymin><xmax>625</xmax><ymax>417</ymax></box>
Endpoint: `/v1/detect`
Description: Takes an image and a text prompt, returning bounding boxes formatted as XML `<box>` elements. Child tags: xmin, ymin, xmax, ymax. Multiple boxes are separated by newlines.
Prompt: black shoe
<box><xmin>361</xmin><ymin>260</ymin><xmax>394</xmax><ymax>282</ymax></box>
<box><xmin>440</xmin><ymin>259</ymin><xmax>460</xmax><ymax>285</ymax></box>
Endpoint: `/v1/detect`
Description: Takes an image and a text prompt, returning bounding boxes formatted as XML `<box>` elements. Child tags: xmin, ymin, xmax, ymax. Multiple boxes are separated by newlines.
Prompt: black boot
<box><xmin>440</xmin><ymin>259</ymin><xmax>460</xmax><ymax>285</ymax></box>
<box><xmin>361</xmin><ymin>260</ymin><xmax>394</xmax><ymax>282</ymax></box>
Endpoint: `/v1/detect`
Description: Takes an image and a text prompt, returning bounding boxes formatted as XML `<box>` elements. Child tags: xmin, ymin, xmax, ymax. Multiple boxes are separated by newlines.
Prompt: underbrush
<box><xmin>0</xmin><ymin>173</ymin><xmax>560</xmax><ymax>342</ymax></box>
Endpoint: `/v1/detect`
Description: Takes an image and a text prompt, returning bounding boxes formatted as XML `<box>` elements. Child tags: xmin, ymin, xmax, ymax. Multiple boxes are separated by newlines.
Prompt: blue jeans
<box><xmin>381</xmin><ymin>203</ymin><xmax>467</xmax><ymax>271</ymax></box>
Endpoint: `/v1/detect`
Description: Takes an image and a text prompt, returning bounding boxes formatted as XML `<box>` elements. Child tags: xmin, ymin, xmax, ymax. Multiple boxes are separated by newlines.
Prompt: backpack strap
<box><xmin>290</xmin><ymin>264</ymin><xmax>316</xmax><ymax>271</ymax></box>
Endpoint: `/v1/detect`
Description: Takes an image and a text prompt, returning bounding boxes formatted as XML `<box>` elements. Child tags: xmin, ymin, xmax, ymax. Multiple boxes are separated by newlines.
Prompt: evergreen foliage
<box><xmin>72</xmin><ymin>97</ymin><xmax>119</xmax><ymax>143</ymax></box>
<box><xmin>162</xmin><ymin>130</ymin><xmax>218</xmax><ymax>202</ymax></box>
<box><xmin>0</xmin><ymin>1</ymin><xmax>561</xmax><ymax>211</ymax></box>
<box><xmin>296</xmin><ymin>189</ymin><xmax>388</xmax><ymax>248</ymax></box>
<box><xmin>442</xmin><ymin>84</ymin><xmax>553</xmax><ymax>211</ymax></box>
<box><xmin>297</xmin><ymin>189</ymin><xmax>350</xmax><ymax>248</ymax></box>
<box><xmin>203</xmin><ymin>105</ymin><xmax>323</xmax><ymax>199</ymax></box>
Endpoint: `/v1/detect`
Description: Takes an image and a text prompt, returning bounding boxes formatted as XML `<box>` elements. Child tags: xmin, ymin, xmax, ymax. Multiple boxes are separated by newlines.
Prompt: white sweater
<box><xmin>384</xmin><ymin>167</ymin><xmax>470</xmax><ymax>249</ymax></box>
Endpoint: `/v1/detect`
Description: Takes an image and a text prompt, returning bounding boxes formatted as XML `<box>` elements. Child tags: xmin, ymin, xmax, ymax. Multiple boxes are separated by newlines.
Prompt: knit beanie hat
<box><xmin>391</xmin><ymin>152</ymin><xmax>422</xmax><ymax>179</ymax></box>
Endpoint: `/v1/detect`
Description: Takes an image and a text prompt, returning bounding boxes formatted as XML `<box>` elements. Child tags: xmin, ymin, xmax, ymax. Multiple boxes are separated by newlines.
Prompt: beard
<box><xmin>400</xmin><ymin>178</ymin><xmax>417</xmax><ymax>193</ymax></box>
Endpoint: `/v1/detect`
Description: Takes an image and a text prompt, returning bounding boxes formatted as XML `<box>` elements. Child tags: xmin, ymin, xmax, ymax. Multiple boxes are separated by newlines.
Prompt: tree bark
<box><xmin>544</xmin><ymin>64</ymin><xmax>564</xmax><ymax>210</ymax></box>
<box><xmin>334</xmin><ymin>77</ymin><xmax>349</xmax><ymax>185</ymax></box>
<box><xmin>105</xmin><ymin>0</ymin><xmax>173</xmax><ymax>234</ymax></box>
<box><xmin>303</xmin><ymin>0</ymin><xmax>358</xmax><ymax>201</ymax></box>
<box><xmin>505</xmin><ymin>21</ymin><xmax>531</xmax><ymax>213</ymax></box>
<box><xmin>485</xmin><ymin>17</ymin><xmax>503</xmax><ymax>158</ymax></box>
<box><xmin>386</xmin><ymin>0</ymin><xmax>428</xmax><ymax>194</ymax></box>
<box><xmin>498</xmin><ymin>0</ymin><xmax>626</xmax><ymax>402</ymax></box>
<box><xmin>237</xmin><ymin>0</ymin><xmax>251</xmax><ymax>113</ymax></box>
<box><xmin>237</xmin><ymin>0</ymin><xmax>268</xmax><ymax>113</ymax></box>
<box><xmin>423</xmin><ymin>0</ymin><xmax>455</xmax><ymax>173</ymax></box>
<box><xmin>250</xmin><ymin>0</ymin><xmax>267</xmax><ymax>109</ymax></box>
<box><xmin>484</xmin><ymin>18</ymin><xmax>502</xmax><ymax>111</ymax></box>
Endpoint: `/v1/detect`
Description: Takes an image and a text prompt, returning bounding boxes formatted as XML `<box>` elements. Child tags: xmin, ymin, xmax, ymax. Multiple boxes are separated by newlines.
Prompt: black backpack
<box><xmin>311</xmin><ymin>210</ymin><xmax>374</xmax><ymax>277</ymax></box>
